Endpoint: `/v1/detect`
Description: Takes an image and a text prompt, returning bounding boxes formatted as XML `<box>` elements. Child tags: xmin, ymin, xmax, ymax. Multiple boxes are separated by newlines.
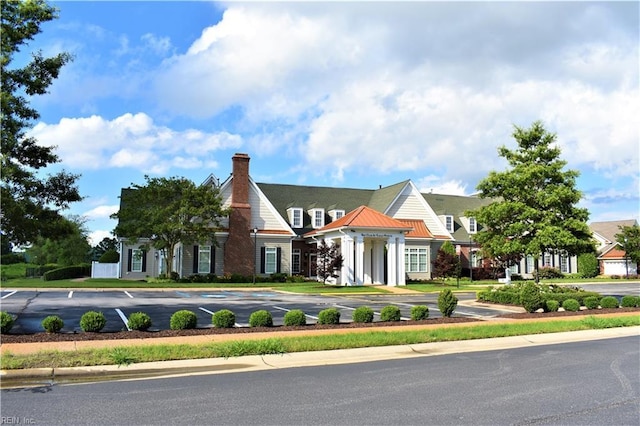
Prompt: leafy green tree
<box><xmin>90</xmin><ymin>237</ymin><xmax>118</xmax><ymax>261</ymax></box>
<box><xmin>432</xmin><ymin>241</ymin><xmax>460</xmax><ymax>280</ymax></box>
<box><xmin>27</xmin><ymin>215</ymin><xmax>91</xmax><ymax>266</ymax></box>
<box><xmin>316</xmin><ymin>239</ymin><xmax>344</xmax><ymax>284</ymax></box>
<box><xmin>468</xmin><ymin>121</ymin><xmax>594</xmax><ymax>283</ymax></box>
<box><xmin>577</xmin><ymin>252</ymin><xmax>599</xmax><ymax>278</ymax></box>
<box><xmin>111</xmin><ymin>176</ymin><xmax>227</xmax><ymax>275</ymax></box>
<box><xmin>615</xmin><ymin>224</ymin><xmax>640</xmax><ymax>267</ymax></box>
<box><xmin>1</xmin><ymin>0</ymin><xmax>81</xmax><ymax>246</ymax></box>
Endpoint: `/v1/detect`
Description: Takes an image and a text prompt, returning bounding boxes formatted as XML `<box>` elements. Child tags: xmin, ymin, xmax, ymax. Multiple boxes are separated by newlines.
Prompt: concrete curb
<box><xmin>2</xmin><ymin>326</ymin><xmax>638</xmax><ymax>387</ymax></box>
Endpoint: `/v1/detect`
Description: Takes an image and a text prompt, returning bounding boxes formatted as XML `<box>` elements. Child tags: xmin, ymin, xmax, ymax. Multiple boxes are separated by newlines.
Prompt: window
<box><xmin>526</xmin><ymin>255</ymin><xmax>534</xmax><ymax>273</ymax></box>
<box><xmin>265</xmin><ymin>247</ymin><xmax>277</xmax><ymax>274</ymax></box>
<box><xmin>287</xmin><ymin>208</ymin><xmax>303</xmax><ymax>228</ymax></box>
<box><xmin>445</xmin><ymin>215</ymin><xmax>454</xmax><ymax>232</ymax></box>
<box><xmin>560</xmin><ymin>254</ymin><xmax>569</xmax><ymax>273</ymax></box>
<box><xmin>131</xmin><ymin>249</ymin><xmax>143</xmax><ymax>272</ymax></box>
<box><xmin>543</xmin><ymin>253</ymin><xmax>552</xmax><ymax>267</ymax></box>
<box><xmin>470</xmin><ymin>251</ymin><xmax>478</xmax><ymax>268</ymax></box>
<box><xmin>329</xmin><ymin>209</ymin><xmax>345</xmax><ymax>221</ymax></box>
<box><xmin>292</xmin><ymin>249</ymin><xmax>301</xmax><ymax>274</ymax></box>
<box><xmin>309</xmin><ymin>208</ymin><xmax>324</xmax><ymax>229</ymax></box>
<box><xmin>405</xmin><ymin>248</ymin><xmax>428</xmax><ymax>272</ymax></box>
<box><xmin>509</xmin><ymin>263</ymin><xmax>519</xmax><ymax>274</ymax></box>
<box><xmin>198</xmin><ymin>246</ymin><xmax>211</xmax><ymax>273</ymax></box>
<box><xmin>468</xmin><ymin>217</ymin><xmax>477</xmax><ymax>234</ymax></box>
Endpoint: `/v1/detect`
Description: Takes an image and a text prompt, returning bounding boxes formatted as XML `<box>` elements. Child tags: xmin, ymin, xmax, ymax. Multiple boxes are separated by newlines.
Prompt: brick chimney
<box><xmin>224</xmin><ymin>153</ymin><xmax>255</xmax><ymax>277</ymax></box>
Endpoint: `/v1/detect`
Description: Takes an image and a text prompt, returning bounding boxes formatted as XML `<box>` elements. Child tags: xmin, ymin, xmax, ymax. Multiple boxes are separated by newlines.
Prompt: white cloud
<box><xmin>415</xmin><ymin>177</ymin><xmax>468</xmax><ymax>196</ymax></box>
<box><xmin>83</xmin><ymin>205</ymin><xmax>119</xmax><ymax>220</ymax></box>
<box><xmin>88</xmin><ymin>230</ymin><xmax>114</xmax><ymax>247</ymax></box>
<box><xmin>29</xmin><ymin>113</ymin><xmax>243</xmax><ymax>174</ymax></box>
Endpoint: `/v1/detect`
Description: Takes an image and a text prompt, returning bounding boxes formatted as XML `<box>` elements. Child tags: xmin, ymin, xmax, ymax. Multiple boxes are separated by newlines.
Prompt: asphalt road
<box><xmin>0</xmin><ymin>290</ymin><xmax>515</xmax><ymax>333</ymax></box>
<box><xmin>2</xmin><ymin>336</ymin><xmax>638</xmax><ymax>425</ymax></box>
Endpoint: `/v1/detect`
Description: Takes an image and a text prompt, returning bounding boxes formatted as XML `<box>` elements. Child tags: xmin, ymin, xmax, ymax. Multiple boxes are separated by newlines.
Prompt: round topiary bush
<box><xmin>1</xmin><ymin>311</ymin><xmax>14</xmax><ymax>334</ymax></box>
<box><xmin>438</xmin><ymin>289</ymin><xmax>458</xmax><ymax>318</ymax></box>
<box><xmin>352</xmin><ymin>306</ymin><xmax>374</xmax><ymax>323</ymax></box>
<box><xmin>583</xmin><ymin>296</ymin><xmax>600</xmax><ymax>310</ymax></box>
<box><xmin>41</xmin><ymin>315</ymin><xmax>64</xmax><ymax>333</ymax></box>
<box><xmin>170</xmin><ymin>310</ymin><xmax>198</xmax><ymax>330</ymax></box>
<box><xmin>520</xmin><ymin>282</ymin><xmax>543</xmax><ymax>313</ymax></box>
<box><xmin>317</xmin><ymin>308</ymin><xmax>340</xmax><ymax>325</ymax></box>
<box><xmin>80</xmin><ymin>311</ymin><xmax>107</xmax><ymax>332</ymax></box>
<box><xmin>411</xmin><ymin>305</ymin><xmax>429</xmax><ymax>320</ymax></box>
<box><xmin>621</xmin><ymin>295</ymin><xmax>638</xmax><ymax>308</ymax></box>
<box><xmin>600</xmin><ymin>296</ymin><xmax>619</xmax><ymax>309</ymax></box>
<box><xmin>212</xmin><ymin>309</ymin><xmax>236</xmax><ymax>328</ymax></box>
<box><xmin>249</xmin><ymin>310</ymin><xmax>273</xmax><ymax>327</ymax></box>
<box><xmin>283</xmin><ymin>309</ymin><xmax>306</xmax><ymax>326</ymax></box>
<box><xmin>545</xmin><ymin>300</ymin><xmax>560</xmax><ymax>312</ymax></box>
<box><xmin>380</xmin><ymin>305</ymin><xmax>401</xmax><ymax>322</ymax></box>
<box><xmin>562</xmin><ymin>298</ymin><xmax>580</xmax><ymax>312</ymax></box>
<box><xmin>127</xmin><ymin>312</ymin><xmax>152</xmax><ymax>331</ymax></box>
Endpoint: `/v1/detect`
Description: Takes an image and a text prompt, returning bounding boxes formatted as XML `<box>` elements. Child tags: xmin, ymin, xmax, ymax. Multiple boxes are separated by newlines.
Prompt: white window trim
<box><xmin>444</xmin><ymin>215</ymin><xmax>454</xmax><ymax>233</ymax></box>
<box><xmin>405</xmin><ymin>247</ymin><xmax>428</xmax><ymax>273</ymax></box>
<box><xmin>198</xmin><ymin>245</ymin><xmax>211</xmax><ymax>274</ymax></box>
<box><xmin>468</xmin><ymin>217</ymin><xmax>477</xmax><ymax>234</ymax></box>
<box><xmin>132</xmin><ymin>249</ymin><xmax>143</xmax><ymax>272</ymax></box>
<box><xmin>329</xmin><ymin>209</ymin><xmax>345</xmax><ymax>222</ymax></box>
<box><xmin>265</xmin><ymin>247</ymin><xmax>278</xmax><ymax>274</ymax></box>
<box><xmin>309</xmin><ymin>208</ymin><xmax>325</xmax><ymax>229</ymax></box>
<box><xmin>292</xmin><ymin>249</ymin><xmax>301</xmax><ymax>274</ymax></box>
<box><xmin>287</xmin><ymin>207</ymin><xmax>303</xmax><ymax>228</ymax></box>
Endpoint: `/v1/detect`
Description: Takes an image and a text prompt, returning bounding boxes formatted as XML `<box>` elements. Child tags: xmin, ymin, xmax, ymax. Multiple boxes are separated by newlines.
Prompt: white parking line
<box><xmin>115</xmin><ymin>308</ymin><xmax>131</xmax><ymax>331</ymax></box>
<box><xmin>200</xmin><ymin>306</ymin><xmax>244</xmax><ymax>327</ymax></box>
<box><xmin>273</xmin><ymin>305</ymin><xmax>318</xmax><ymax>320</ymax></box>
<box><xmin>198</xmin><ymin>307</ymin><xmax>215</xmax><ymax>315</ymax></box>
<box><xmin>1</xmin><ymin>290</ymin><xmax>17</xmax><ymax>299</ymax></box>
<box><xmin>124</xmin><ymin>291</ymin><xmax>134</xmax><ymax>298</ymax></box>
<box><xmin>68</xmin><ymin>291</ymin><xmax>74</xmax><ymax>298</ymax></box>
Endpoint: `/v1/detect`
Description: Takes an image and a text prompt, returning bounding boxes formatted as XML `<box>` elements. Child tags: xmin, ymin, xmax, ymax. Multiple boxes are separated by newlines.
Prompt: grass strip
<box><xmin>2</xmin><ymin>316</ymin><xmax>638</xmax><ymax>370</ymax></box>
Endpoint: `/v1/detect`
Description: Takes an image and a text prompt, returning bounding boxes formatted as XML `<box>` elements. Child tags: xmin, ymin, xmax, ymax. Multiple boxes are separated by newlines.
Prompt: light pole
<box><xmin>252</xmin><ymin>228</ymin><xmax>258</xmax><ymax>285</ymax></box>
<box><xmin>624</xmin><ymin>237</ymin><xmax>629</xmax><ymax>279</ymax></box>
<box><xmin>469</xmin><ymin>235</ymin><xmax>473</xmax><ymax>282</ymax></box>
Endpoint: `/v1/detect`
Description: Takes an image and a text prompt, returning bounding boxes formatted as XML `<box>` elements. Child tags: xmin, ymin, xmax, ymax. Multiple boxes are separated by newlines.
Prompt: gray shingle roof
<box><xmin>422</xmin><ymin>193</ymin><xmax>494</xmax><ymax>241</ymax></box>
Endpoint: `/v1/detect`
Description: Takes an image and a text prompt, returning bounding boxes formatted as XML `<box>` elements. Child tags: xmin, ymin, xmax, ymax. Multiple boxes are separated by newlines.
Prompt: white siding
<box><xmin>386</xmin><ymin>184</ymin><xmax>450</xmax><ymax>238</ymax></box>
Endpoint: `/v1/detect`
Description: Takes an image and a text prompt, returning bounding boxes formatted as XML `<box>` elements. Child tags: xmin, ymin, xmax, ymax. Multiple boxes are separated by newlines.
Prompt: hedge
<box><xmin>43</xmin><ymin>265</ymin><xmax>91</xmax><ymax>281</ymax></box>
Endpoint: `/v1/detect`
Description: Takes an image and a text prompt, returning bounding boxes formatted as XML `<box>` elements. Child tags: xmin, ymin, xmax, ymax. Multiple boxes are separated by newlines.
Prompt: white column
<box><xmin>387</xmin><ymin>237</ymin><xmax>397</xmax><ymax>286</ymax></box>
<box><xmin>341</xmin><ymin>235</ymin><xmax>354</xmax><ymax>285</ymax></box>
<box><xmin>355</xmin><ymin>235</ymin><xmax>364</xmax><ymax>286</ymax></box>
<box><xmin>397</xmin><ymin>236</ymin><xmax>406</xmax><ymax>286</ymax></box>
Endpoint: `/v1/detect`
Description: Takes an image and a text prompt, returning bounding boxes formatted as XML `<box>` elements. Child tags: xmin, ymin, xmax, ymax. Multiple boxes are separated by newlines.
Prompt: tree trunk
<box><xmin>534</xmin><ymin>256</ymin><xmax>540</xmax><ymax>284</ymax></box>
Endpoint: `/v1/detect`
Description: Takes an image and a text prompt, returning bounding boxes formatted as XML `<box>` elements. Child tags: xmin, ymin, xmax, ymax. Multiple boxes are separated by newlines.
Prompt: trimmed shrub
<box><xmin>537</xmin><ymin>267</ymin><xmax>564</xmax><ymax>279</ymax></box>
<box><xmin>249</xmin><ymin>310</ymin><xmax>273</xmax><ymax>327</ymax></box>
<box><xmin>583</xmin><ymin>296</ymin><xmax>600</xmax><ymax>310</ymax></box>
<box><xmin>600</xmin><ymin>296</ymin><xmax>619</xmax><ymax>309</ymax></box>
<box><xmin>283</xmin><ymin>309</ymin><xmax>306</xmax><ymax>326</ymax></box>
<box><xmin>41</xmin><ymin>315</ymin><xmax>64</xmax><ymax>333</ymax></box>
<box><xmin>410</xmin><ymin>305</ymin><xmax>429</xmax><ymax>320</ymax></box>
<box><xmin>577</xmin><ymin>252</ymin><xmax>599</xmax><ymax>279</ymax></box>
<box><xmin>127</xmin><ymin>312</ymin><xmax>152</xmax><ymax>331</ymax></box>
<box><xmin>1</xmin><ymin>253</ymin><xmax>25</xmax><ymax>264</ymax></box>
<box><xmin>43</xmin><ymin>265</ymin><xmax>91</xmax><ymax>281</ymax></box>
<box><xmin>621</xmin><ymin>295</ymin><xmax>639</xmax><ymax>308</ymax></box>
<box><xmin>545</xmin><ymin>300</ymin><xmax>559</xmax><ymax>312</ymax></box>
<box><xmin>520</xmin><ymin>282</ymin><xmax>543</xmax><ymax>313</ymax></box>
<box><xmin>212</xmin><ymin>309</ymin><xmax>236</xmax><ymax>328</ymax></box>
<box><xmin>170</xmin><ymin>310</ymin><xmax>197</xmax><ymax>330</ymax></box>
<box><xmin>562</xmin><ymin>299</ymin><xmax>580</xmax><ymax>312</ymax></box>
<box><xmin>352</xmin><ymin>306</ymin><xmax>374</xmax><ymax>323</ymax></box>
<box><xmin>80</xmin><ymin>311</ymin><xmax>107</xmax><ymax>332</ymax></box>
<box><xmin>380</xmin><ymin>305</ymin><xmax>401</xmax><ymax>322</ymax></box>
<box><xmin>99</xmin><ymin>250</ymin><xmax>120</xmax><ymax>263</ymax></box>
<box><xmin>1</xmin><ymin>311</ymin><xmax>14</xmax><ymax>334</ymax></box>
<box><xmin>317</xmin><ymin>308</ymin><xmax>341</xmax><ymax>325</ymax></box>
<box><xmin>438</xmin><ymin>289</ymin><xmax>458</xmax><ymax>318</ymax></box>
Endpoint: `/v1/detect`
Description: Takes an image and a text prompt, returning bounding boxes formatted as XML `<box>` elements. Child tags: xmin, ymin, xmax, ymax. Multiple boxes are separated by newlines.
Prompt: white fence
<box><xmin>91</xmin><ymin>262</ymin><xmax>119</xmax><ymax>279</ymax></box>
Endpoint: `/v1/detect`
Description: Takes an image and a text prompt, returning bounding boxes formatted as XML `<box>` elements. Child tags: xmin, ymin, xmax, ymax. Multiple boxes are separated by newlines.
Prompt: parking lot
<box><xmin>0</xmin><ymin>289</ymin><xmax>519</xmax><ymax>334</ymax></box>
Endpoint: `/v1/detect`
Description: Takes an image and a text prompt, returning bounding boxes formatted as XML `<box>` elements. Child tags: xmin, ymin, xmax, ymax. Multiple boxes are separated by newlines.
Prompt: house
<box><xmin>590</xmin><ymin>219</ymin><xmax>638</xmax><ymax>276</ymax></box>
<box><xmin>115</xmin><ymin>153</ymin><xmax>583</xmax><ymax>284</ymax></box>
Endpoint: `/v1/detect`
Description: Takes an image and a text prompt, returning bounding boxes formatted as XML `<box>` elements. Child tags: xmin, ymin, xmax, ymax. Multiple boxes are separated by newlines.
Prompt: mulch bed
<box><xmin>1</xmin><ymin>308</ymin><xmax>637</xmax><ymax>345</ymax></box>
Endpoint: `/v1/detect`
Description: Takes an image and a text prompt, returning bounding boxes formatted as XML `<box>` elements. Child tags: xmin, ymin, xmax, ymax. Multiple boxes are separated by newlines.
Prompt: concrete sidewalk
<box><xmin>2</xmin><ymin>326</ymin><xmax>638</xmax><ymax>388</ymax></box>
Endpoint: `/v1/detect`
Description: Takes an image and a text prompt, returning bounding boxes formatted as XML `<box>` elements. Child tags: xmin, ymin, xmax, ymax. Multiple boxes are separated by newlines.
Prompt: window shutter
<box><xmin>141</xmin><ymin>250</ymin><xmax>147</xmax><ymax>272</ymax></box>
<box><xmin>260</xmin><ymin>247</ymin><xmax>266</xmax><ymax>274</ymax></box>
<box><xmin>127</xmin><ymin>249</ymin><xmax>132</xmax><ymax>272</ymax></box>
<box><xmin>193</xmin><ymin>245</ymin><xmax>199</xmax><ymax>273</ymax></box>
<box><xmin>210</xmin><ymin>246</ymin><xmax>215</xmax><ymax>274</ymax></box>
<box><xmin>276</xmin><ymin>247</ymin><xmax>281</xmax><ymax>273</ymax></box>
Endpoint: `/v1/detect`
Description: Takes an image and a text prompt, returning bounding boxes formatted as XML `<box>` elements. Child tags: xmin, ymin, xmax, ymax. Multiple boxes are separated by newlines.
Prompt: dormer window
<box><xmin>286</xmin><ymin>207</ymin><xmax>303</xmax><ymax>228</ymax></box>
<box><xmin>309</xmin><ymin>208</ymin><xmax>325</xmax><ymax>229</ymax></box>
<box><xmin>329</xmin><ymin>209</ymin><xmax>345</xmax><ymax>222</ymax></box>
<box><xmin>445</xmin><ymin>215</ymin><xmax>454</xmax><ymax>233</ymax></box>
<box><xmin>469</xmin><ymin>217</ymin><xmax>477</xmax><ymax>234</ymax></box>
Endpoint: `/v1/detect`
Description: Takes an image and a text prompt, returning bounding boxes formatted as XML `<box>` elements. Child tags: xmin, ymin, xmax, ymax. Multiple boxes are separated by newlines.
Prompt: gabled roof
<box><xmin>590</xmin><ymin>219</ymin><xmax>637</xmax><ymax>255</ymax></box>
<box><xmin>306</xmin><ymin>205</ymin><xmax>413</xmax><ymax>237</ymax></box>
<box><xmin>369</xmin><ymin>180</ymin><xmax>409</xmax><ymax>212</ymax></box>
<box><xmin>397</xmin><ymin>219</ymin><xmax>434</xmax><ymax>238</ymax></box>
<box><xmin>422</xmin><ymin>192</ymin><xmax>493</xmax><ymax>241</ymax></box>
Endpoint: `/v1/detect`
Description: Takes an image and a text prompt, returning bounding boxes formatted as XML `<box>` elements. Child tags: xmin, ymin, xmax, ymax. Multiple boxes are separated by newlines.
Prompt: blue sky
<box><xmin>21</xmin><ymin>1</ymin><xmax>640</xmax><ymax>245</ymax></box>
